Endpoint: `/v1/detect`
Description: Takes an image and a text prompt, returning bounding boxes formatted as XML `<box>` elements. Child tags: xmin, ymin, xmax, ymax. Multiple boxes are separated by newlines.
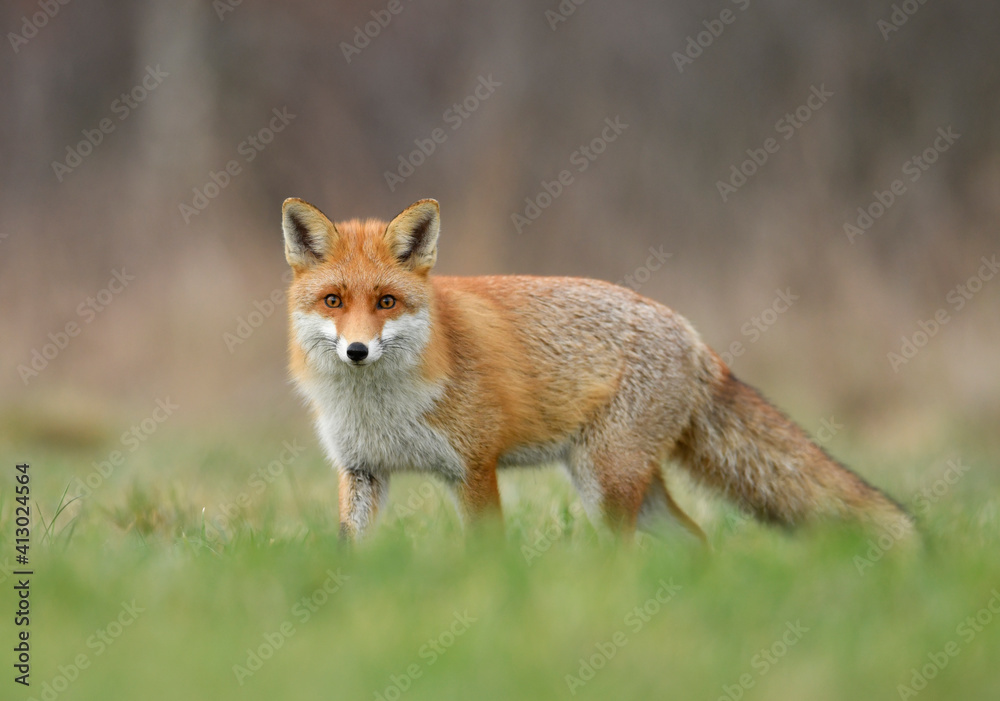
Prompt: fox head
<box><xmin>282</xmin><ymin>197</ymin><xmax>440</xmax><ymax>373</ymax></box>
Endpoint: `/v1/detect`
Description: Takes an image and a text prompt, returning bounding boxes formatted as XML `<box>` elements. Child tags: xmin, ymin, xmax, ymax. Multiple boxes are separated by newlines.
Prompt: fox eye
<box><xmin>324</xmin><ymin>294</ymin><xmax>342</xmax><ymax>308</ymax></box>
<box><xmin>378</xmin><ymin>295</ymin><xmax>396</xmax><ymax>310</ymax></box>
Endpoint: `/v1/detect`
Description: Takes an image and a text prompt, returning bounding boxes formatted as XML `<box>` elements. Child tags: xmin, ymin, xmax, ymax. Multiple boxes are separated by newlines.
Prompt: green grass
<box><xmin>1</xmin><ymin>423</ymin><xmax>998</xmax><ymax>701</ymax></box>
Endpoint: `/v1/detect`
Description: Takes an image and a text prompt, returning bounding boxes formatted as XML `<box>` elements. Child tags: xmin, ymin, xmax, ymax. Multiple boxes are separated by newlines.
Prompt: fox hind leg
<box><xmin>566</xmin><ymin>427</ymin><xmax>706</xmax><ymax>542</ymax></box>
<box><xmin>638</xmin><ymin>468</ymin><xmax>708</xmax><ymax>544</ymax></box>
<box><xmin>565</xmin><ymin>442</ymin><xmax>652</xmax><ymax>536</ymax></box>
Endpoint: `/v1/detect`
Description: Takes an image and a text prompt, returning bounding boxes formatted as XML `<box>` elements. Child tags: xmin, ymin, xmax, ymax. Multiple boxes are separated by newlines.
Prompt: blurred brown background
<box><xmin>2</xmin><ymin>0</ymin><xmax>998</xmax><ymax>451</ymax></box>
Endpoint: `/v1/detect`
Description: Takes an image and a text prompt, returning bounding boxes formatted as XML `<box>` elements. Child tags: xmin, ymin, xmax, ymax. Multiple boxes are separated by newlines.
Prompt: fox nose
<box><xmin>346</xmin><ymin>342</ymin><xmax>368</xmax><ymax>362</ymax></box>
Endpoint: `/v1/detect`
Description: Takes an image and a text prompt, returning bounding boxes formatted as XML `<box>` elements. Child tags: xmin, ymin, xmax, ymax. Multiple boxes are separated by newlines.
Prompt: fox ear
<box><xmin>282</xmin><ymin>198</ymin><xmax>338</xmax><ymax>269</ymax></box>
<box><xmin>384</xmin><ymin>199</ymin><xmax>440</xmax><ymax>272</ymax></box>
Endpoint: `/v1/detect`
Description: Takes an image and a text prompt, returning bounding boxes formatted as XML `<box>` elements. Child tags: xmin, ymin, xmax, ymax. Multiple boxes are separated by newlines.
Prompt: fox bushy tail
<box><xmin>672</xmin><ymin>367</ymin><xmax>914</xmax><ymax>536</ymax></box>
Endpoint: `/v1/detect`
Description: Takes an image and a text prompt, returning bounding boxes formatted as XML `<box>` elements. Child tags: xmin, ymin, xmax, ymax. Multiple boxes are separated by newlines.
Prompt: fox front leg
<box><xmin>337</xmin><ymin>468</ymin><xmax>387</xmax><ymax>541</ymax></box>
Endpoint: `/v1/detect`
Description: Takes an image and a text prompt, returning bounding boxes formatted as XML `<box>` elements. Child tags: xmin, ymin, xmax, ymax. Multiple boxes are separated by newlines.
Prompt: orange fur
<box><xmin>282</xmin><ymin>197</ymin><xmax>914</xmax><ymax>542</ymax></box>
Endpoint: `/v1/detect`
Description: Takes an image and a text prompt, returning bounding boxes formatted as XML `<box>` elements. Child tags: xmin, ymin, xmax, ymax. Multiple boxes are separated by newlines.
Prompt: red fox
<box><xmin>282</xmin><ymin>197</ymin><xmax>914</xmax><ymax>542</ymax></box>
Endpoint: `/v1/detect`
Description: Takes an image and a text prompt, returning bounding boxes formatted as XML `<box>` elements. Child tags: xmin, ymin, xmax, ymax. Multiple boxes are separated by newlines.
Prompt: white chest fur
<box><xmin>291</xmin><ymin>308</ymin><xmax>466</xmax><ymax>480</ymax></box>
<box><xmin>301</xmin><ymin>365</ymin><xmax>465</xmax><ymax>481</ymax></box>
